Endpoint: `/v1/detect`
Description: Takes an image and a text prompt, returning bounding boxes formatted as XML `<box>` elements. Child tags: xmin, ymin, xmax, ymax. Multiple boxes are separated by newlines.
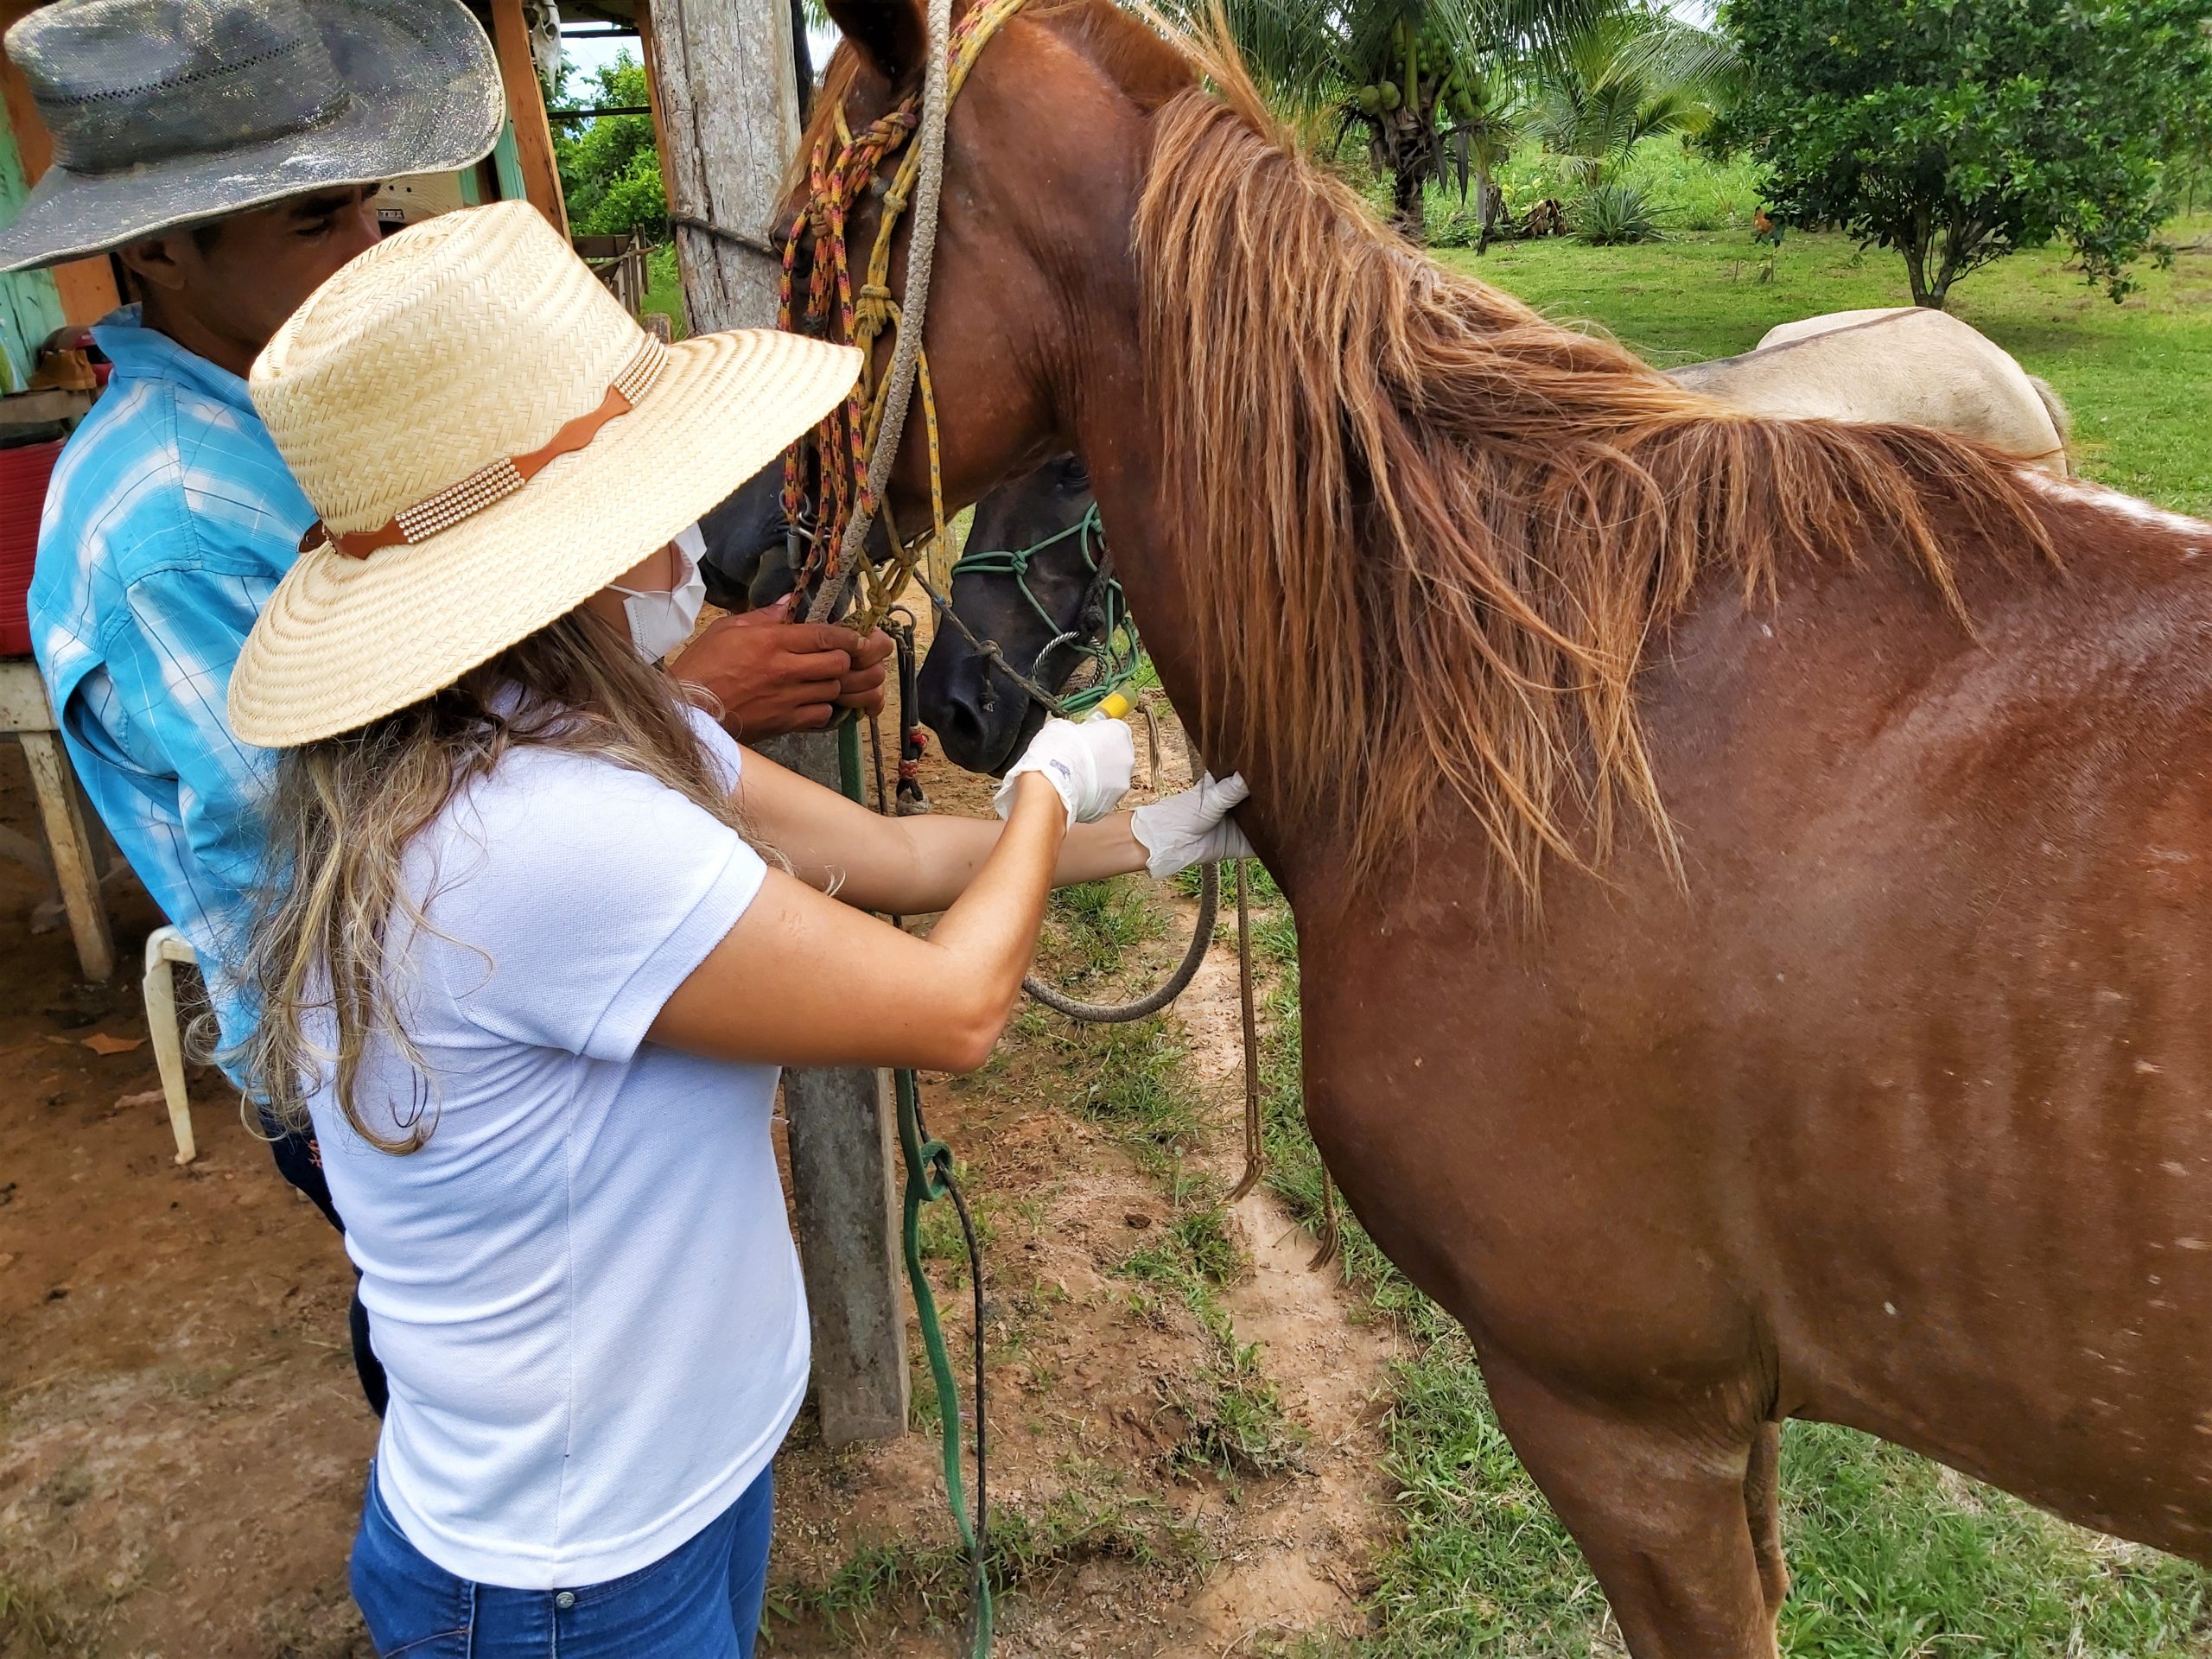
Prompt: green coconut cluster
<box><xmin>1350</xmin><ymin>18</ymin><xmax>1486</xmax><ymax>128</ymax></box>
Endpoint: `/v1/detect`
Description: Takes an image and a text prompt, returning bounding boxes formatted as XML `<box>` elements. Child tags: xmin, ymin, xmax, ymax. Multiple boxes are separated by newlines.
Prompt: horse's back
<box><xmin>1681</xmin><ymin>308</ymin><xmax>2070</xmax><ymax>474</ymax></box>
<box><xmin>1757</xmin><ymin>307</ymin><xmax>1916</xmax><ymax>350</ymax></box>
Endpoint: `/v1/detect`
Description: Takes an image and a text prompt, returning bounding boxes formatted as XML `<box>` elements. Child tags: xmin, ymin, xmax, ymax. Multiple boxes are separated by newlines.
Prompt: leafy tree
<box><xmin>553</xmin><ymin>54</ymin><xmax>666</xmax><ymax>240</ymax></box>
<box><xmin>1452</xmin><ymin>60</ymin><xmax>1522</xmax><ymax>251</ymax></box>
<box><xmin>1722</xmin><ymin>0</ymin><xmax>2212</xmax><ymax>308</ymax></box>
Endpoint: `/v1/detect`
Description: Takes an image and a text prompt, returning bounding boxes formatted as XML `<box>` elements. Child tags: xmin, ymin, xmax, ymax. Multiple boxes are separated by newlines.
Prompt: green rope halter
<box><xmin>947</xmin><ymin>501</ymin><xmax>1142</xmax><ymax>715</ymax></box>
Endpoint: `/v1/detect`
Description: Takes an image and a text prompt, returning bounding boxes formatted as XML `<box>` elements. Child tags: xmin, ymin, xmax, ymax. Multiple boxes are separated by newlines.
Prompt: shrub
<box><xmin>1574</xmin><ymin>181</ymin><xmax>1665</xmax><ymax>245</ymax></box>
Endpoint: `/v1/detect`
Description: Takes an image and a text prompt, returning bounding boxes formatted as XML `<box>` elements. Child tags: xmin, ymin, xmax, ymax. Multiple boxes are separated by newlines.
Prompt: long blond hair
<box><xmin>239</xmin><ymin>606</ymin><xmax>749</xmax><ymax>1154</ymax></box>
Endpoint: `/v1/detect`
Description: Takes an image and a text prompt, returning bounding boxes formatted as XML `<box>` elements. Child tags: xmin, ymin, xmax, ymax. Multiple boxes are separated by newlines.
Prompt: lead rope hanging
<box><xmin>895</xmin><ymin>1068</ymin><xmax>993</xmax><ymax>1659</ymax></box>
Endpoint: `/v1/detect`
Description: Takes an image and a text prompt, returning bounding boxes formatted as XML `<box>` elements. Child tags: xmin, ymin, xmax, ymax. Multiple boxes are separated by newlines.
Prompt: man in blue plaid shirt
<box><xmin>3</xmin><ymin>0</ymin><xmax>890</xmax><ymax>1414</ymax></box>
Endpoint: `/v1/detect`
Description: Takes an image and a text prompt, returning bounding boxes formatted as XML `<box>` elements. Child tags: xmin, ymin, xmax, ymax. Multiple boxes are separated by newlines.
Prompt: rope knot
<box><xmin>854</xmin><ymin>284</ymin><xmax>894</xmax><ymax>331</ymax></box>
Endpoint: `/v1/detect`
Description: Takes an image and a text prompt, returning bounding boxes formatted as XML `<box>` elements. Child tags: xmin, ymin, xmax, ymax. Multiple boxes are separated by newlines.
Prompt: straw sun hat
<box><xmin>227</xmin><ymin>200</ymin><xmax>860</xmax><ymax>747</ymax></box>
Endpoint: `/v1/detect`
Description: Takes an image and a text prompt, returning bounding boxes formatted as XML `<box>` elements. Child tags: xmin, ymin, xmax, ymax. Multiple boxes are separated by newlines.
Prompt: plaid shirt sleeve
<box><xmin>103</xmin><ymin>559</ymin><xmax>283</xmax><ymax>951</ymax></box>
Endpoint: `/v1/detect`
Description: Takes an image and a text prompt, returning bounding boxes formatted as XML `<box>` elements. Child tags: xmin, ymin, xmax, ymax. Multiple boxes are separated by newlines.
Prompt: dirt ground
<box><xmin>0</xmin><ymin>658</ymin><xmax>1398</xmax><ymax>1657</ymax></box>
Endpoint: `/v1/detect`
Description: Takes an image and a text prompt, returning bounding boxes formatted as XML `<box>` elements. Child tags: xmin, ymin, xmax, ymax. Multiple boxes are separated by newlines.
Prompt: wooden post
<box><xmin>640</xmin><ymin>0</ymin><xmax>798</xmax><ymax>330</ymax></box>
<box><xmin>2</xmin><ymin>661</ymin><xmax>114</xmax><ymax>983</ymax></box>
<box><xmin>486</xmin><ymin>0</ymin><xmax>570</xmax><ymax>235</ymax></box>
<box><xmin>641</xmin><ymin>0</ymin><xmax>910</xmax><ymax>1447</ymax></box>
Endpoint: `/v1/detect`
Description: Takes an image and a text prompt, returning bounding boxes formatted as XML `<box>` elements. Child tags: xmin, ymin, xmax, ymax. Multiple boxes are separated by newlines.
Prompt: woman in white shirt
<box><xmin>225</xmin><ymin>204</ymin><xmax>1250</xmax><ymax>1658</ymax></box>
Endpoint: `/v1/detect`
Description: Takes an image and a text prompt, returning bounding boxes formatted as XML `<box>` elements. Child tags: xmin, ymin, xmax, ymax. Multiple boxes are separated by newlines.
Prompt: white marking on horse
<box><xmin>2018</xmin><ymin>469</ymin><xmax>2212</xmax><ymax>541</ymax></box>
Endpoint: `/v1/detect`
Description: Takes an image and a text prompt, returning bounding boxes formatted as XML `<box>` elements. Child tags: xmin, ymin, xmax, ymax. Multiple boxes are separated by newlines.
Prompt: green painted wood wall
<box><xmin>0</xmin><ymin>114</ymin><xmax>63</xmax><ymax>391</ymax></box>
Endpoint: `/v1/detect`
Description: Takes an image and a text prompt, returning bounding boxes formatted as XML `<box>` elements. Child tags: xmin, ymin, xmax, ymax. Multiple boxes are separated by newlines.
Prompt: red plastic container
<box><xmin>0</xmin><ymin>439</ymin><xmax>63</xmax><ymax>658</ymax></box>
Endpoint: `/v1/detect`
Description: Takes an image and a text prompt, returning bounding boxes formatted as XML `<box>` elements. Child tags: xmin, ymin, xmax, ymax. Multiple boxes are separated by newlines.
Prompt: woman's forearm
<box><xmin>651</xmin><ymin>774</ymin><xmax>1072</xmax><ymax>1072</ymax></box>
<box><xmin>732</xmin><ymin>739</ymin><xmax>1148</xmax><ymax>915</ymax></box>
<box><xmin>914</xmin><ymin>779</ymin><xmax>1071</xmax><ymax>1055</ymax></box>
<box><xmin>867</xmin><ymin>810</ymin><xmax>1146</xmax><ymax>913</ymax></box>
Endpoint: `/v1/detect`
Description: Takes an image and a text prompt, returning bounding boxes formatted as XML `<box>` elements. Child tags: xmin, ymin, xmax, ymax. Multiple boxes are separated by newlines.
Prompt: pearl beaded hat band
<box><xmin>228</xmin><ymin>201</ymin><xmax>861</xmax><ymax>749</ymax></box>
<box><xmin>304</xmin><ymin>335</ymin><xmax>671</xmax><ymax>559</ymax></box>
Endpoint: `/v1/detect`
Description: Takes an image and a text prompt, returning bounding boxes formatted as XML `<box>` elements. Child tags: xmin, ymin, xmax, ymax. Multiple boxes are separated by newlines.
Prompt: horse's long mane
<box><xmin>1133</xmin><ymin>19</ymin><xmax>2054</xmax><ymax>904</ymax></box>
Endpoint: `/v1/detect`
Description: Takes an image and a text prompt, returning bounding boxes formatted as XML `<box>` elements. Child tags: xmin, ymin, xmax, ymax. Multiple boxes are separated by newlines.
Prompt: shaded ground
<box><xmin>0</xmin><ymin>736</ymin><xmax>375</xmax><ymax>1657</ymax></box>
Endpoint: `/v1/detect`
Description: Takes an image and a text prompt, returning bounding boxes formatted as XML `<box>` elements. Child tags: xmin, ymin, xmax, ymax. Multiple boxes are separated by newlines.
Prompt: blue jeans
<box><xmin>350</xmin><ymin>1462</ymin><xmax>775</xmax><ymax>1657</ymax></box>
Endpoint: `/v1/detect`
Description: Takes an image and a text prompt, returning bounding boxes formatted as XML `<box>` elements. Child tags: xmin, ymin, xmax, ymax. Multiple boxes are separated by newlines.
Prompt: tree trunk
<box><xmin>1393</xmin><ymin>162</ymin><xmax>1427</xmax><ymax>239</ymax></box>
<box><xmin>1904</xmin><ymin>251</ymin><xmax>1936</xmax><ymax>308</ymax></box>
<box><xmin>1904</xmin><ymin>207</ymin><xmax>1937</xmax><ymax>308</ymax></box>
<box><xmin>788</xmin><ymin>0</ymin><xmax>812</xmax><ymax>123</ymax></box>
<box><xmin>1476</xmin><ymin>160</ymin><xmax>1497</xmax><ymax>255</ymax></box>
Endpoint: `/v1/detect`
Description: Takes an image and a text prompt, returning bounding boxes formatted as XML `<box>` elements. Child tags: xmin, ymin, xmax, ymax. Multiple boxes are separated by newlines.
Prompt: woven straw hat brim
<box><xmin>0</xmin><ymin>0</ymin><xmax>504</xmax><ymax>273</ymax></box>
<box><xmin>228</xmin><ymin>328</ymin><xmax>861</xmax><ymax>748</ymax></box>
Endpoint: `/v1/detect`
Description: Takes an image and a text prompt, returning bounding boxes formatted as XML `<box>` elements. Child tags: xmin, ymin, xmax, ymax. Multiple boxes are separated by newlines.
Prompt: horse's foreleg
<box><xmin>1745</xmin><ymin>1419</ymin><xmax>1788</xmax><ymax>1618</ymax></box>
<box><xmin>1480</xmin><ymin>1354</ymin><xmax>1782</xmax><ymax>1659</ymax></box>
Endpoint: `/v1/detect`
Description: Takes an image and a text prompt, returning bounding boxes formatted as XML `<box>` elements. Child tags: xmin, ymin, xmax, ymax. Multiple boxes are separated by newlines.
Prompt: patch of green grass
<box><xmin>1119</xmin><ymin>1206</ymin><xmax>1240</xmax><ymax>1296</ymax></box>
<box><xmin>640</xmin><ymin>242</ymin><xmax>687</xmax><ymax>338</ymax></box>
<box><xmin>1067</xmin><ymin>1020</ymin><xmax>1208</xmax><ymax>1168</ymax></box>
<box><xmin>1112</xmin><ymin>1186</ymin><xmax>1306</xmax><ymax>1479</ymax></box>
<box><xmin>1441</xmin><ymin>215</ymin><xmax>2212</xmax><ymax>518</ymax></box>
<box><xmin>0</xmin><ymin>1579</ymin><xmax>78</xmax><ymax>1657</ymax></box>
<box><xmin>1160</xmin><ymin>1321</ymin><xmax>1306</xmax><ymax>1481</ymax></box>
<box><xmin>1777</xmin><ymin>1426</ymin><xmax>2211</xmax><ymax>1659</ymax></box>
<box><xmin>1047</xmin><ymin>878</ymin><xmax>1170</xmax><ymax>980</ymax></box>
<box><xmin>766</xmin><ymin>1471</ymin><xmax>1205</xmax><ymax>1645</ymax></box>
<box><xmin>1427</xmin><ymin>136</ymin><xmax>1766</xmax><ymax>248</ymax></box>
<box><xmin>1363</xmin><ymin>1338</ymin><xmax>1607</xmax><ymax>1658</ymax></box>
<box><xmin>915</xmin><ymin>1160</ymin><xmax>995</xmax><ymax>1274</ymax></box>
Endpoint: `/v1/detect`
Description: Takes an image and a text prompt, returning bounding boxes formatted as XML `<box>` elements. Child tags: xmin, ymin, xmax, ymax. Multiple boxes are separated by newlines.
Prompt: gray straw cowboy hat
<box><xmin>228</xmin><ymin>201</ymin><xmax>862</xmax><ymax>747</ymax></box>
<box><xmin>0</xmin><ymin>0</ymin><xmax>505</xmax><ymax>273</ymax></box>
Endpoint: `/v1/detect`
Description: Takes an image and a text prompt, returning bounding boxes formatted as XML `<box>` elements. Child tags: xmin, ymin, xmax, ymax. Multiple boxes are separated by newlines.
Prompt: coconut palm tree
<box><xmin>1523</xmin><ymin>5</ymin><xmax>1734</xmax><ymax>188</ymax></box>
<box><xmin>1451</xmin><ymin>60</ymin><xmax>1522</xmax><ymax>251</ymax></box>
<box><xmin>1165</xmin><ymin>0</ymin><xmax>1603</xmax><ymax>239</ymax></box>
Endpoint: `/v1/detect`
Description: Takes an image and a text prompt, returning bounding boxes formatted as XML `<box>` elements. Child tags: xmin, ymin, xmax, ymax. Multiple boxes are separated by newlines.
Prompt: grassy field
<box><xmin>1438</xmin><ymin>216</ymin><xmax>2212</xmax><ymax>518</ymax></box>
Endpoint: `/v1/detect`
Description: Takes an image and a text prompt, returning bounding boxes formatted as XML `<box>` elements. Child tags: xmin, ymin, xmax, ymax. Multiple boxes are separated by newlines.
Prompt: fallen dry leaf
<box><xmin>80</xmin><ymin>1033</ymin><xmax>144</xmax><ymax>1056</ymax></box>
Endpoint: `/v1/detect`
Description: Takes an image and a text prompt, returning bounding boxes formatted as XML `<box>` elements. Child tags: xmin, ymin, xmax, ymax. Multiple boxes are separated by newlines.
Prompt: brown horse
<box><xmin>799</xmin><ymin>4</ymin><xmax>2212</xmax><ymax>1651</ymax></box>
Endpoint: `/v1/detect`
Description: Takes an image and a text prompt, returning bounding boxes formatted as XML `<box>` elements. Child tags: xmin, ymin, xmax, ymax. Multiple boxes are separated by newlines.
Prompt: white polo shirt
<box><xmin>304</xmin><ymin>709</ymin><xmax>804</xmax><ymax>1589</ymax></box>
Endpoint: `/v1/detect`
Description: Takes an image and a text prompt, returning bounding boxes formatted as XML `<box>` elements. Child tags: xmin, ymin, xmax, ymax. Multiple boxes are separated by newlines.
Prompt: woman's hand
<box><xmin>992</xmin><ymin>717</ymin><xmax>1135</xmax><ymax>825</ymax></box>
<box><xmin>1130</xmin><ymin>773</ymin><xmax>1254</xmax><ymax>878</ymax></box>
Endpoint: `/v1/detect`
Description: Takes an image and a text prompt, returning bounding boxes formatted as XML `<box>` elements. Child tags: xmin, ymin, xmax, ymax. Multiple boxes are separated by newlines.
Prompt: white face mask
<box><xmin>611</xmin><ymin>523</ymin><xmax>708</xmax><ymax>663</ymax></box>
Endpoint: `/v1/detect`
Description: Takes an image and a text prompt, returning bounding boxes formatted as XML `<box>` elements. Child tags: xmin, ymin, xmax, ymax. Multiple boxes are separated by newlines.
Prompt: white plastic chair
<box><xmin>143</xmin><ymin>925</ymin><xmax>199</xmax><ymax>1165</ymax></box>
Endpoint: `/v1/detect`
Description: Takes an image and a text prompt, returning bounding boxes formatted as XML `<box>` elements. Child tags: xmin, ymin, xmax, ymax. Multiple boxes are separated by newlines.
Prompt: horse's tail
<box><xmin>2028</xmin><ymin>375</ymin><xmax>2074</xmax><ymax>475</ymax></box>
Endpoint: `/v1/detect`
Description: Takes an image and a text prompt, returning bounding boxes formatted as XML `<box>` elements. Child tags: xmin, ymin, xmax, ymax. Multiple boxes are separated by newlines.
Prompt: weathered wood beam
<box><xmin>486</xmin><ymin>0</ymin><xmax>571</xmax><ymax>235</ymax></box>
<box><xmin>639</xmin><ymin>0</ymin><xmax>798</xmax><ymax>330</ymax></box>
<box><xmin>639</xmin><ymin>0</ymin><xmax>910</xmax><ymax>1448</ymax></box>
<box><xmin>0</xmin><ymin>0</ymin><xmax>120</xmax><ymax>327</ymax></box>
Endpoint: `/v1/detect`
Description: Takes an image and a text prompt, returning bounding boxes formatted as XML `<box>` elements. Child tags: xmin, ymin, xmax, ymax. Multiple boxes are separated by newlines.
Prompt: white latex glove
<box><xmin>995</xmin><ymin>716</ymin><xmax>1135</xmax><ymax>825</ymax></box>
<box><xmin>1130</xmin><ymin>772</ymin><xmax>1254</xmax><ymax>879</ymax></box>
